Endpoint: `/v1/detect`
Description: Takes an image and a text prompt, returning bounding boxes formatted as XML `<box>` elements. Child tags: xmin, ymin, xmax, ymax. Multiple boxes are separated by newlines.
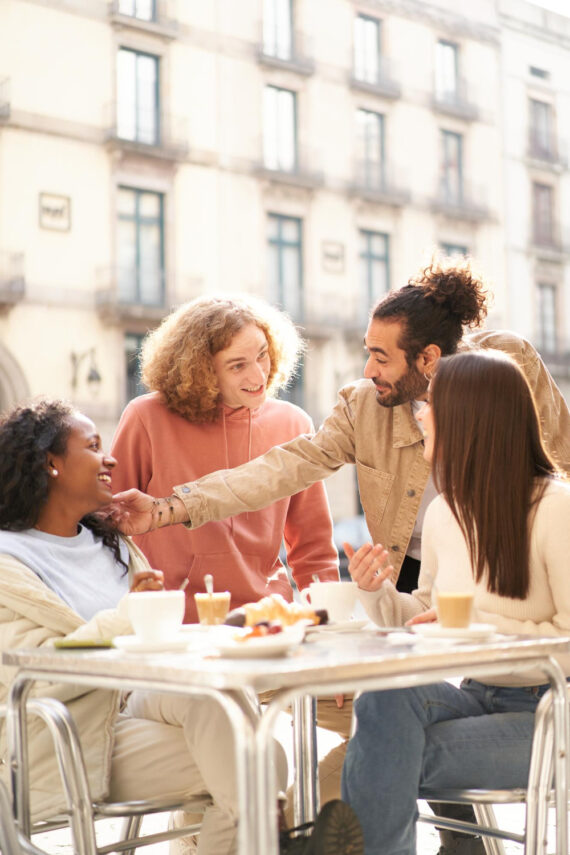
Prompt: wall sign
<box><xmin>322</xmin><ymin>241</ymin><xmax>345</xmax><ymax>273</ymax></box>
<box><xmin>39</xmin><ymin>193</ymin><xmax>71</xmax><ymax>232</ymax></box>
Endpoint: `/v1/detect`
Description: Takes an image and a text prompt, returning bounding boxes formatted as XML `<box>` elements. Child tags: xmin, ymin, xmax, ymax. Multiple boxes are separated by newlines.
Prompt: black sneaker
<box><xmin>280</xmin><ymin>800</ymin><xmax>364</xmax><ymax>855</ymax></box>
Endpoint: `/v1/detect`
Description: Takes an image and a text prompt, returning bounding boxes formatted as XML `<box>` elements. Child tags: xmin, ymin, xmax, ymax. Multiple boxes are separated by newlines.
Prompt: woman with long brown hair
<box><xmin>341</xmin><ymin>350</ymin><xmax>570</xmax><ymax>855</ymax></box>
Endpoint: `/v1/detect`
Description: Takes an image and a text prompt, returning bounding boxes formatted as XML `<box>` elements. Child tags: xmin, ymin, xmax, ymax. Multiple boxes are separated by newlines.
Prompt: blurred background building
<box><xmin>0</xmin><ymin>0</ymin><xmax>568</xmax><ymax>520</ymax></box>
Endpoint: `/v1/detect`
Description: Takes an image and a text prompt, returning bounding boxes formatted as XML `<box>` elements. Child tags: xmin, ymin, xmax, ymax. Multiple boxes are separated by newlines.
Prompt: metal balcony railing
<box><xmin>256</xmin><ymin>26</ymin><xmax>314</xmax><ymax>75</ymax></box>
<box><xmin>108</xmin><ymin>0</ymin><xmax>178</xmax><ymax>37</ymax></box>
<box><xmin>255</xmin><ymin>144</ymin><xmax>324</xmax><ymax>188</ymax></box>
<box><xmin>105</xmin><ymin>103</ymin><xmax>188</xmax><ymax>160</ymax></box>
<box><xmin>530</xmin><ymin>221</ymin><xmax>569</xmax><ymax>255</ymax></box>
<box><xmin>430</xmin><ymin>182</ymin><xmax>490</xmax><ymax>222</ymax></box>
<box><xmin>349</xmin><ymin>160</ymin><xmax>410</xmax><ymax>207</ymax></box>
<box><xmin>95</xmin><ymin>265</ymin><xmax>168</xmax><ymax>322</ymax></box>
<box><xmin>349</xmin><ymin>55</ymin><xmax>401</xmax><ymax>100</ymax></box>
<box><xmin>0</xmin><ymin>77</ymin><xmax>10</xmax><ymax>120</ymax></box>
<box><xmin>432</xmin><ymin>78</ymin><xmax>479</xmax><ymax>122</ymax></box>
<box><xmin>0</xmin><ymin>252</ymin><xmax>25</xmax><ymax>306</ymax></box>
<box><xmin>527</xmin><ymin>132</ymin><xmax>568</xmax><ymax>168</ymax></box>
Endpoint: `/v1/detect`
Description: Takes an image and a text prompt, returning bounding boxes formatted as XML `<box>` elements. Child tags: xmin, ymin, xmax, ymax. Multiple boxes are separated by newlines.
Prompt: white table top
<box><xmin>4</xmin><ymin>629</ymin><xmax>570</xmax><ymax>694</ymax></box>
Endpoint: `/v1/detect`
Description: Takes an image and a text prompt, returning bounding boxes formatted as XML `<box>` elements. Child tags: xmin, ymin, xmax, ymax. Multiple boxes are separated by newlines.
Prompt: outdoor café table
<box><xmin>3</xmin><ymin>629</ymin><xmax>570</xmax><ymax>855</ymax></box>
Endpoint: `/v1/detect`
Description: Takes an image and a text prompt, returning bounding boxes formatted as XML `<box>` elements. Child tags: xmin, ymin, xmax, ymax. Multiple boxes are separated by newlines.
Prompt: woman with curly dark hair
<box><xmin>0</xmin><ymin>399</ymin><xmax>287</xmax><ymax>855</ymax></box>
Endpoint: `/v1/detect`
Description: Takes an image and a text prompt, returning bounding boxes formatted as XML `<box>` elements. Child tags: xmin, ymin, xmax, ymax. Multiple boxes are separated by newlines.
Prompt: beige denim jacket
<box><xmin>174</xmin><ymin>331</ymin><xmax>570</xmax><ymax>583</ymax></box>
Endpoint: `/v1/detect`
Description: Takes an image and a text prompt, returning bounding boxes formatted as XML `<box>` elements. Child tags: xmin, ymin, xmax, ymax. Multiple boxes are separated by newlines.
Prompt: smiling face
<box><xmin>212</xmin><ymin>323</ymin><xmax>271</xmax><ymax>409</ymax></box>
<box><xmin>363</xmin><ymin>318</ymin><xmax>429</xmax><ymax>407</ymax></box>
<box><xmin>49</xmin><ymin>413</ymin><xmax>117</xmax><ymax>516</ymax></box>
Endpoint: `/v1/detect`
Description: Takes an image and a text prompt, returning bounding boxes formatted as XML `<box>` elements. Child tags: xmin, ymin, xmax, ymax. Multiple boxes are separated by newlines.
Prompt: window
<box><xmin>356</xmin><ymin>109</ymin><xmax>385</xmax><ymax>189</ymax></box>
<box><xmin>117</xmin><ymin>48</ymin><xmax>159</xmax><ymax>145</ymax></box>
<box><xmin>359</xmin><ymin>231</ymin><xmax>389</xmax><ymax>323</ymax></box>
<box><xmin>117</xmin><ymin>0</ymin><xmax>156</xmax><ymax>21</ymax></box>
<box><xmin>354</xmin><ymin>15</ymin><xmax>381</xmax><ymax>84</ymax></box>
<box><xmin>440</xmin><ymin>130</ymin><xmax>463</xmax><ymax>202</ymax></box>
<box><xmin>267</xmin><ymin>213</ymin><xmax>302</xmax><ymax>319</ymax></box>
<box><xmin>263</xmin><ymin>0</ymin><xmax>293</xmax><ymax>60</ymax></box>
<box><xmin>435</xmin><ymin>41</ymin><xmax>458</xmax><ymax>101</ymax></box>
<box><xmin>125</xmin><ymin>333</ymin><xmax>147</xmax><ymax>401</ymax></box>
<box><xmin>529</xmin><ymin>66</ymin><xmax>549</xmax><ymax>80</ymax></box>
<box><xmin>440</xmin><ymin>242</ymin><xmax>468</xmax><ymax>257</ymax></box>
<box><xmin>536</xmin><ymin>283</ymin><xmax>557</xmax><ymax>352</ymax></box>
<box><xmin>532</xmin><ymin>182</ymin><xmax>554</xmax><ymax>245</ymax></box>
<box><xmin>117</xmin><ymin>187</ymin><xmax>165</xmax><ymax>305</ymax></box>
<box><xmin>529</xmin><ymin>99</ymin><xmax>554</xmax><ymax>159</ymax></box>
<box><xmin>263</xmin><ymin>86</ymin><xmax>297</xmax><ymax>171</ymax></box>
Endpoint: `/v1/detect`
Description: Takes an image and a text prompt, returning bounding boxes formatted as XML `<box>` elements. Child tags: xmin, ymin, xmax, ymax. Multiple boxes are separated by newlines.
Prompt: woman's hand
<box><xmin>405</xmin><ymin>608</ymin><xmax>437</xmax><ymax>626</ymax></box>
<box><xmin>344</xmin><ymin>542</ymin><xmax>394</xmax><ymax>592</ymax></box>
<box><xmin>130</xmin><ymin>570</ymin><xmax>164</xmax><ymax>593</ymax></box>
<box><xmin>106</xmin><ymin>489</ymin><xmax>158</xmax><ymax>535</ymax></box>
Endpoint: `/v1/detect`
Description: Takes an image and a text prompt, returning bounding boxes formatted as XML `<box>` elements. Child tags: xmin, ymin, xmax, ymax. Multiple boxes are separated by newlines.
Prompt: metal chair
<box><xmin>2</xmin><ymin>697</ymin><xmax>212</xmax><ymax>855</ymax></box>
<box><xmin>418</xmin><ymin>686</ymin><xmax>568</xmax><ymax>855</ymax></box>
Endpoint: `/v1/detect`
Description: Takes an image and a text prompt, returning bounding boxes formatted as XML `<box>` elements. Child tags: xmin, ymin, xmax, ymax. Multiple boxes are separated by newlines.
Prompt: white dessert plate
<box><xmin>305</xmin><ymin>618</ymin><xmax>369</xmax><ymax>634</ymax></box>
<box><xmin>410</xmin><ymin>623</ymin><xmax>498</xmax><ymax>640</ymax></box>
<box><xmin>113</xmin><ymin>634</ymin><xmax>192</xmax><ymax>653</ymax></box>
<box><xmin>215</xmin><ymin>626</ymin><xmax>305</xmax><ymax>658</ymax></box>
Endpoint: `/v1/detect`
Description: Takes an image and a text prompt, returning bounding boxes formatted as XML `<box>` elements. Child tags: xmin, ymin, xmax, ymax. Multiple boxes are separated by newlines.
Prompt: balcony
<box><xmin>273</xmin><ymin>289</ymin><xmax>368</xmax><ymax>337</ymax></box>
<box><xmin>527</xmin><ymin>132</ymin><xmax>568</xmax><ymax>170</ymax></box>
<box><xmin>254</xmin><ymin>145</ymin><xmax>324</xmax><ymax>189</ymax></box>
<box><xmin>95</xmin><ymin>266</ymin><xmax>168</xmax><ymax>323</ymax></box>
<box><xmin>348</xmin><ymin>161</ymin><xmax>410</xmax><ymax>207</ymax></box>
<box><xmin>432</xmin><ymin>79</ymin><xmax>479</xmax><ymax>122</ymax></box>
<box><xmin>0</xmin><ymin>77</ymin><xmax>10</xmax><ymax>120</ymax></box>
<box><xmin>256</xmin><ymin>28</ymin><xmax>314</xmax><ymax>76</ymax></box>
<box><xmin>105</xmin><ymin>103</ymin><xmax>188</xmax><ymax>161</ymax></box>
<box><xmin>108</xmin><ymin>0</ymin><xmax>178</xmax><ymax>39</ymax></box>
<box><xmin>530</xmin><ymin>222</ymin><xmax>570</xmax><ymax>259</ymax></box>
<box><xmin>536</xmin><ymin>337</ymin><xmax>570</xmax><ymax>374</ymax></box>
<box><xmin>349</xmin><ymin>56</ymin><xmax>401</xmax><ymax>100</ymax></box>
<box><xmin>0</xmin><ymin>252</ymin><xmax>25</xmax><ymax>309</ymax></box>
<box><xmin>430</xmin><ymin>184</ymin><xmax>490</xmax><ymax>223</ymax></box>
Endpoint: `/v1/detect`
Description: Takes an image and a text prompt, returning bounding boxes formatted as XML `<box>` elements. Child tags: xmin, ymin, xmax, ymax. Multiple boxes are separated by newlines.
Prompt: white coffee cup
<box><xmin>127</xmin><ymin>590</ymin><xmax>185</xmax><ymax>642</ymax></box>
<box><xmin>300</xmin><ymin>581</ymin><xmax>358</xmax><ymax>623</ymax></box>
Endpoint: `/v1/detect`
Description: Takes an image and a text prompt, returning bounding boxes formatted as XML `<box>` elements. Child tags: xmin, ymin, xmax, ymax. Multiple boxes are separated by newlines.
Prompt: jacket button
<box><xmin>407</xmin><ymin>489</ymin><xmax>415</xmax><ymax>497</ymax></box>
<box><xmin>391</xmin><ymin>545</ymin><xmax>400</xmax><ymax>552</ymax></box>
<box><xmin>181</xmin><ymin>486</ymin><xmax>190</xmax><ymax>493</ymax></box>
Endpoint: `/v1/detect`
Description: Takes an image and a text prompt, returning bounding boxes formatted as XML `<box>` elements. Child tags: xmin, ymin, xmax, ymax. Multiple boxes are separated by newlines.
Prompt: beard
<box><xmin>373</xmin><ymin>364</ymin><xmax>428</xmax><ymax>407</ymax></box>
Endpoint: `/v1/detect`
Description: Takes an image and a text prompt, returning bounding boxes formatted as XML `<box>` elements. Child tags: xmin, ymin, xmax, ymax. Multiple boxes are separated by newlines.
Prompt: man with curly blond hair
<box><xmin>112</xmin><ymin>293</ymin><xmax>339</xmax><ymax>621</ymax></box>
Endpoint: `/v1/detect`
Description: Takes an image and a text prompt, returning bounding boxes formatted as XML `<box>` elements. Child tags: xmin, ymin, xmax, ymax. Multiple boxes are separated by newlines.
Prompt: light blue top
<box><xmin>0</xmin><ymin>526</ymin><xmax>129</xmax><ymax>621</ymax></box>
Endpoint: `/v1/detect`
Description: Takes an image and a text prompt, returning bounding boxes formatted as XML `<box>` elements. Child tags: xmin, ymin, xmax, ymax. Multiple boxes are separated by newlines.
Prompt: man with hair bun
<box><xmin>112</xmin><ymin>259</ymin><xmax>570</xmax><ymax>855</ymax></box>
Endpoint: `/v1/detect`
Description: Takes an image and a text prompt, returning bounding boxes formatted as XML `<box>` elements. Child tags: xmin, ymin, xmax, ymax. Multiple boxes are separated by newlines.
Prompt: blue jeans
<box><xmin>341</xmin><ymin>679</ymin><xmax>551</xmax><ymax>855</ymax></box>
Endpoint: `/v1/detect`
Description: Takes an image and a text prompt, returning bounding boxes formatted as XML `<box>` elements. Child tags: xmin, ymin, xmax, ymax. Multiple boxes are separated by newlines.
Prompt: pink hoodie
<box><xmin>111</xmin><ymin>392</ymin><xmax>339</xmax><ymax>622</ymax></box>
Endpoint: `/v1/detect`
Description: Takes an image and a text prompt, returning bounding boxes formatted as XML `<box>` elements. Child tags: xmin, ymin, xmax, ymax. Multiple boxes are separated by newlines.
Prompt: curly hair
<box><xmin>141</xmin><ymin>294</ymin><xmax>304</xmax><ymax>423</ymax></box>
<box><xmin>372</xmin><ymin>255</ymin><xmax>488</xmax><ymax>365</ymax></box>
<box><xmin>0</xmin><ymin>399</ymin><xmax>128</xmax><ymax>569</ymax></box>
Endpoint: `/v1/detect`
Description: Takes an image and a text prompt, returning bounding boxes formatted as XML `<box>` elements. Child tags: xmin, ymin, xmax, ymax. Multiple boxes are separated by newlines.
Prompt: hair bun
<box><xmin>412</xmin><ymin>258</ymin><xmax>488</xmax><ymax>329</ymax></box>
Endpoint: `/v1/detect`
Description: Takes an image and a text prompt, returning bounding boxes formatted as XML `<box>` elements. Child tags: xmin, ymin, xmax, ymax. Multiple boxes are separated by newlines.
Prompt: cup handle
<box><xmin>300</xmin><ymin>589</ymin><xmax>311</xmax><ymax>606</ymax></box>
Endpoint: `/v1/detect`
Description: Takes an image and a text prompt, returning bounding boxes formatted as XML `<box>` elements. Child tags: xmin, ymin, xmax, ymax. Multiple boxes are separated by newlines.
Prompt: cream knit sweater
<box><xmin>358</xmin><ymin>478</ymin><xmax>570</xmax><ymax>685</ymax></box>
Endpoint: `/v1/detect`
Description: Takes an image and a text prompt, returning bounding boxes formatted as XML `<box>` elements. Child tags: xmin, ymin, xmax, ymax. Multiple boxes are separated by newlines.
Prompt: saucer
<box><xmin>113</xmin><ymin>634</ymin><xmax>192</xmax><ymax>653</ymax></box>
<box><xmin>214</xmin><ymin>626</ymin><xmax>305</xmax><ymax>659</ymax></box>
<box><xmin>410</xmin><ymin>623</ymin><xmax>498</xmax><ymax>640</ymax></box>
<box><xmin>305</xmin><ymin>618</ymin><xmax>369</xmax><ymax>634</ymax></box>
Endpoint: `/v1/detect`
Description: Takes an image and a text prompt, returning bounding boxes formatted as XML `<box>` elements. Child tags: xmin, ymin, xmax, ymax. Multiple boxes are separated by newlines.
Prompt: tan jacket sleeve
<box><xmin>173</xmin><ymin>385</ymin><xmax>359</xmax><ymax>528</ymax></box>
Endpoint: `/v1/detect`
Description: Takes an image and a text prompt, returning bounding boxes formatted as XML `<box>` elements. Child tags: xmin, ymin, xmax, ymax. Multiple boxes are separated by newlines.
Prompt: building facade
<box><xmin>0</xmin><ymin>0</ymin><xmax>566</xmax><ymax>519</ymax></box>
